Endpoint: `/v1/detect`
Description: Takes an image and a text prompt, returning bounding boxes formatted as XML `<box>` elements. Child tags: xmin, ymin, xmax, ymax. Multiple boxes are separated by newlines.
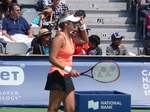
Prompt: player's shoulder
<box><xmin>53</xmin><ymin>31</ymin><xmax>65</xmax><ymax>41</ymax></box>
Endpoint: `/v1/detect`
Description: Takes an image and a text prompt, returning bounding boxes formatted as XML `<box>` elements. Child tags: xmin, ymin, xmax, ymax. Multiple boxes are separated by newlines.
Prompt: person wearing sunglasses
<box><xmin>1</xmin><ymin>3</ymin><xmax>34</xmax><ymax>47</ymax></box>
<box><xmin>33</xmin><ymin>28</ymin><xmax>52</xmax><ymax>55</ymax></box>
<box><xmin>44</xmin><ymin>12</ymin><xmax>88</xmax><ymax>112</ymax></box>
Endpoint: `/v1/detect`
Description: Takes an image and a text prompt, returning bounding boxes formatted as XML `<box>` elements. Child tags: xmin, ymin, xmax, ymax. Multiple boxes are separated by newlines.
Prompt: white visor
<box><xmin>59</xmin><ymin>15</ymin><xmax>80</xmax><ymax>24</ymax></box>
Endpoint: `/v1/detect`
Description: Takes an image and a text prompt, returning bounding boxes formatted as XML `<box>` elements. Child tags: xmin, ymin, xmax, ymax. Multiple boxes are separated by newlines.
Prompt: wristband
<box><xmin>79</xmin><ymin>24</ymin><xmax>86</xmax><ymax>31</ymax></box>
<box><xmin>64</xmin><ymin>66</ymin><xmax>72</xmax><ymax>73</ymax></box>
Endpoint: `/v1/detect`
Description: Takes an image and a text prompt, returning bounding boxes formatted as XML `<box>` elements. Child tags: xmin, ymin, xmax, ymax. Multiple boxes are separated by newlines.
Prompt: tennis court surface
<box><xmin>0</xmin><ymin>108</ymin><xmax>150</xmax><ymax>112</ymax></box>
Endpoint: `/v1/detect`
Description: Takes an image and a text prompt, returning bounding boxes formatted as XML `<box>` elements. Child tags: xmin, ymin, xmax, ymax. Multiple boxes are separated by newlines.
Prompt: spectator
<box><xmin>106</xmin><ymin>32</ymin><xmax>129</xmax><ymax>55</ymax></box>
<box><xmin>137</xmin><ymin>0</ymin><xmax>150</xmax><ymax>40</ymax></box>
<box><xmin>33</xmin><ymin>28</ymin><xmax>52</xmax><ymax>55</ymax></box>
<box><xmin>31</xmin><ymin>6</ymin><xmax>54</xmax><ymax>27</ymax></box>
<box><xmin>73</xmin><ymin>10</ymin><xmax>89</xmax><ymax>55</ymax></box>
<box><xmin>74</xmin><ymin>10</ymin><xmax>90</xmax><ymax>34</ymax></box>
<box><xmin>37</xmin><ymin>0</ymin><xmax>53</xmax><ymax>11</ymax></box>
<box><xmin>42</xmin><ymin>0</ymin><xmax>53</xmax><ymax>7</ymax></box>
<box><xmin>73</xmin><ymin>43</ymin><xmax>89</xmax><ymax>55</ymax></box>
<box><xmin>37</xmin><ymin>0</ymin><xmax>43</xmax><ymax>11</ymax></box>
<box><xmin>50</xmin><ymin>0</ymin><xmax>70</xmax><ymax>20</ymax></box>
<box><xmin>87</xmin><ymin>35</ymin><xmax>102</xmax><ymax>55</ymax></box>
<box><xmin>37</xmin><ymin>0</ymin><xmax>66</xmax><ymax>11</ymax></box>
<box><xmin>139</xmin><ymin>0</ymin><xmax>150</xmax><ymax>19</ymax></box>
<box><xmin>1</xmin><ymin>3</ymin><xmax>34</xmax><ymax>47</ymax></box>
<box><xmin>74</xmin><ymin>10</ymin><xmax>86</xmax><ymax>18</ymax></box>
<box><xmin>0</xmin><ymin>0</ymin><xmax>17</xmax><ymax>19</ymax></box>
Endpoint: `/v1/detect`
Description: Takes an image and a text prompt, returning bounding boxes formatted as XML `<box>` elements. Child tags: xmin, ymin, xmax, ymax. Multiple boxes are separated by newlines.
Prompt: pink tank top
<box><xmin>49</xmin><ymin>31</ymin><xmax>75</xmax><ymax>77</ymax></box>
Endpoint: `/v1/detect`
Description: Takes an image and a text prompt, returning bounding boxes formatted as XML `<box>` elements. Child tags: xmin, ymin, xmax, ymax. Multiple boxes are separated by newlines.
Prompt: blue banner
<box><xmin>0</xmin><ymin>56</ymin><xmax>150</xmax><ymax>108</ymax></box>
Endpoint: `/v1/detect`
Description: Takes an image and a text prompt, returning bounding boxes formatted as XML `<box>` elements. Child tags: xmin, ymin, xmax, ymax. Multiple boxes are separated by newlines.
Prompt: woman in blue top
<box><xmin>33</xmin><ymin>28</ymin><xmax>52</xmax><ymax>55</ymax></box>
<box><xmin>31</xmin><ymin>6</ymin><xmax>54</xmax><ymax>27</ymax></box>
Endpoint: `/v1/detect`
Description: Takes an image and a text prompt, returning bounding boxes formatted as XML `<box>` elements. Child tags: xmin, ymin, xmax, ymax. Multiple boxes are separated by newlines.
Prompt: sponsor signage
<box><xmin>0</xmin><ymin>56</ymin><xmax>150</xmax><ymax>108</ymax></box>
<box><xmin>0</xmin><ymin>67</ymin><xmax>24</xmax><ymax>85</ymax></box>
<box><xmin>75</xmin><ymin>91</ymin><xmax>131</xmax><ymax>112</ymax></box>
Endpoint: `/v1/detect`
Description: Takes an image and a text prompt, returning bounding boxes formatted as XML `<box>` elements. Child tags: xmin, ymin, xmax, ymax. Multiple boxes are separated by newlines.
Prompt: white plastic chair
<box><xmin>31</xmin><ymin>27</ymin><xmax>41</xmax><ymax>36</ymax></box>
<box><xmin>18</xmin><ymin>0</ymin><xmax>37</xmax><ymax>5</ymax></box>
<box><xmin>5</xmin><ymin>42</ymin><xmax>29</xmax><ymax>54</ymax></box>
<box><xmin>0</xmin><ymin>43</ymin><xmax>5</xmax><ymax>54</ymax></box>
<box><xmin>22</xmin><ymin>11</ymin><xmax>41</xmax><ymax>24</ymax></box>
<box><xmin>20</xmin><ymin>8</ymin><xmax>36</xmax><ymax>17</ymax></box>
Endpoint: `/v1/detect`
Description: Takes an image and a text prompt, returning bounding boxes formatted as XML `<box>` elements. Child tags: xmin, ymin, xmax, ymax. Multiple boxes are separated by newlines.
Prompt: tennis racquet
<box><xmin>80</xmin><ymin>60</ymin><xmax>120</xmax><ymax>83</ymax></box>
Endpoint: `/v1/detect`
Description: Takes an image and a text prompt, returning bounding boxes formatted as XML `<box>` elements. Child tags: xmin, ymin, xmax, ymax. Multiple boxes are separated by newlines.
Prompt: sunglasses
<box><xmin>14</xmin><ymin>10</ymin><xmax>21</xmax><ymax>12</ymax></box>
<box><xmin>43</xmin><ymin>34</ymin><xmax>50</xmax><ymax>37</ymax></box>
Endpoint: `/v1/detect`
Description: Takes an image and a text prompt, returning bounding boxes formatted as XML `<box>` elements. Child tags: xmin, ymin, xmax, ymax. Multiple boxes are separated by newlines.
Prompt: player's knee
<box><xmin>65</xmin><ymin>106</ymin><xmax>75</xmax><ymax>112</ymax></box>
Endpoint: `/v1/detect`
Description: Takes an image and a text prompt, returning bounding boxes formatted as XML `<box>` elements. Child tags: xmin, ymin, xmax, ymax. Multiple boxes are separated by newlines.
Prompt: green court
<box><xmin>0</xmin><ymin>108</ymin><xmax>150</xmax><ymax>112</ymax></box>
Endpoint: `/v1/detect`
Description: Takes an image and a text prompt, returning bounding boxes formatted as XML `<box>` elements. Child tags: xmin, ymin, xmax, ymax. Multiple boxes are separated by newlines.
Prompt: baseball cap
<box><xmin>111</xmin><ymin>32</ymin><xmax>124</xmax><ymax>39</ymax></box>
<box><xmin>59</xmin><ymin>15</ymin><xmax>80</xmax><ymax>24</ymax></box>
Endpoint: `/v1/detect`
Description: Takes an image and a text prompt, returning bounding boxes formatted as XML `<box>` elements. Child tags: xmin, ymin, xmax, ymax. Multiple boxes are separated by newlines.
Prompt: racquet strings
<box><xmin>92</xmin><ymin>61</ymin><xmax>119</xmax><ymax>82</ymax></box>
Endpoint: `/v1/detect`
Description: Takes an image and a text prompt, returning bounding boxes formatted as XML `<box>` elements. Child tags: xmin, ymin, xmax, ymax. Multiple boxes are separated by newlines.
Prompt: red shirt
<box><xmin>73</xmin><ymin>43</ymin><xmax>89</xmax><ymax>55</ymax></box>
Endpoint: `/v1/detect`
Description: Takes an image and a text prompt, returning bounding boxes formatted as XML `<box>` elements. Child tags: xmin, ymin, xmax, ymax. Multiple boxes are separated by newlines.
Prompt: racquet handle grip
<box><xmin>80</xmin><ymin>73</ymin><xmax>84</xmax><ymax>75</ymax></box>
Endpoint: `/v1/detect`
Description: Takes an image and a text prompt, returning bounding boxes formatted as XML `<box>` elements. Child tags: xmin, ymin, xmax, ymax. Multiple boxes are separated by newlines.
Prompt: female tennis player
<box><xmin>44</xmin><ymin>12</ymin><xmax>88</xmax><ymax>112</ymax></box>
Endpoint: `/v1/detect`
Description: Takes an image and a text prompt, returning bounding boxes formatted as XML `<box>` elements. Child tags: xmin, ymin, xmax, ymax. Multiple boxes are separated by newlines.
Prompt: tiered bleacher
<box><xmin>0</xmin><ymin>0</ymin><xmax>144</xmax><ymax>55</ymax></box>
<box><xmin>67</xmin><ymin>0</ymin><xmax>141</xmax><ymax>55</ymax></box>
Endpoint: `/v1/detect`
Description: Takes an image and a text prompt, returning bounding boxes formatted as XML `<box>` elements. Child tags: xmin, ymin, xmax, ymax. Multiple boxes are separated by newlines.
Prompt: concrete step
<box><xmin>66</xmin><ymin>0</ymin><xmax>142</xmax><ymax>55</ymax></box>
<box><xmin>18</xmin><ymin>0</ymin><xmax>37</xmax><ymax>5</ymax></box>
<box><xmin>88</xmin><ymin>30</ymin><xmax>139</xmax><ymax>40</ymax></box>
<box><xmin>83</xmin><ymin>11</ymin><xmax>132</xmax><ymax>17</ymax></box>
<box><xmin>85</xmin><ymin>17</ymin><xmax>133</xmax><ymax>25</ymax></box>
<box><xmin>67</xmin><ymin>2</ymin><xmax>127</xmax><ymax>11</ymax></box>
<box><xmin>66</xmin><ymin>0</ymin><xmax>126</xmax><ymax>3</ymax></box>
<box><xmin>32</xmin><ymin>27</ymin><xmax>139</xmax><ymax>40</ymax></box>
<box><xmin>87</xmin><ymin>24</ymin><xmax>136</xmax><ymax>29</ymax></box>
<box><xmin>88</xmin><ymin>26</ymin><xmax>137</xmax><ymax>33</ymax></box>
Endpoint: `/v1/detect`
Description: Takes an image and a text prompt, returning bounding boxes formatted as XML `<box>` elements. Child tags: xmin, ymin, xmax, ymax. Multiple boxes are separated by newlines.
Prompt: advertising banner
<box><xmin>0</xmin><ymin>56</ymin><xmax>150</xmax><ymax>108</ymax></box>
<box><xmin>75</xmin><ymin>91</ymin><xmax>131</xmax><ymax>112</ymax></box>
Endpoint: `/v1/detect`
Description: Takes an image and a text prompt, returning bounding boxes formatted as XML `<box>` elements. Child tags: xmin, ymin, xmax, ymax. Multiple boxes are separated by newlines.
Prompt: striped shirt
<box><xmin>50</xmin><ymin>2</ymin><xmax>70</xmax><ymax>20</ymax></box>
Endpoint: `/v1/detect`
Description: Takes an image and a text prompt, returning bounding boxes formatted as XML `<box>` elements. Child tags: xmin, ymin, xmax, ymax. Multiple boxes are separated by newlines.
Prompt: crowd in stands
<box><xmin>0</xmin><ymin>0</ymin><xmax>140</xmax><ymax>56</ymax></box>
<box><xmin>138</xmin><ymin>0</ymin><xmax>150</xmax><ymax>55</ymax></box>
<box><xmin>37</xmin><ymin>0</ymin><xmax>65</xmax><ymax>11</ymax></box>
<box><xmin>0</xmin><ymin>3</ymin><xmax>34</xmax><ymax>47</ymax></box>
